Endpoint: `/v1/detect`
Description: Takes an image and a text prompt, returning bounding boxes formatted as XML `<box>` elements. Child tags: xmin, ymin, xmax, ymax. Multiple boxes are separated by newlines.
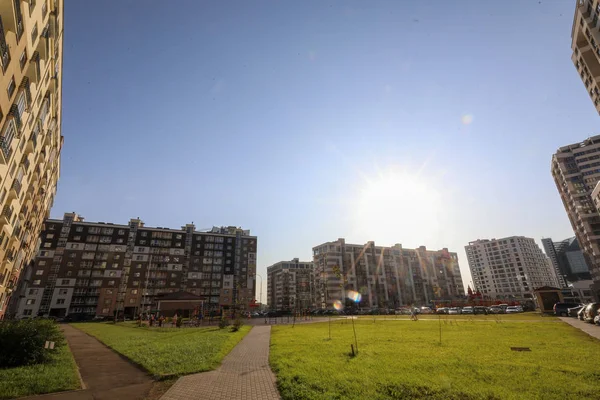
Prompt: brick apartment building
<box><xmin>267</xmin><ymin>258</ymin><xmax>314</xmax><ymax>311</ymax></box>
<box><xmin>312</xmin><ymin>239</ymin><xmax>465</xmax><ymax>310</ymax></box>
<box><xmin>12</xmin><ymin>212</ymin><xmax>257</xmax><ymax>319</ymax></box>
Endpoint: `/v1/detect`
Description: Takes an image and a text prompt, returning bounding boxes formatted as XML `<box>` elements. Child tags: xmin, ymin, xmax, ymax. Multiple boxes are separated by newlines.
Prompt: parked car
<box><xmin>554</xmin><ymin>302</ymin><xmax>583</xmax><ymax>317</ymax></box>
<box><xmin>461</xmin><ymin>306</ymin><xmax>474</xmax><ymax>314</ymax></box>
<box><xmin>505</xmin><ymin>306</ymin><xmax>519</xmax><ymax>314</ymax></box>
<box><xmin>583</xmin><ymin>303</ymin><xmax>600</xmax><ymax>323</ymax></box>
<box><xmin>448</xmin><ymin>307</ymin><xmax>461</xmax><ymax>315</ymax></box>
<box><xmin>594</xmin><ymin>315</ymin><xmax>600</xmax><ymax>325</ymax></box>
<box><xmin>488</xmin><ymin>306</ymin><xmax>503</xmax><ymax>314</ymax></box>
<box><xmin>567</xmin><ymin>305</ymin><xmax>585</xmax><ymax>318</ymax></box>
<box><xmin>420</xmin><ymin>307</ymin><xmax>433</xmax><ymax>314</ymax></box>
<box><xmin>473</xmin><ymin>306</ymin><xmax>488</xmax><ymax>315</ymax></box>
<box><xmin>435</xmin><ymin>307</ymin><xmax>448</xmax><ymax>314</ymax></box>
<box><xmin>515</xmin><ymin>305</ymin><xmax>523</xmax><ymax>313</ymax></box>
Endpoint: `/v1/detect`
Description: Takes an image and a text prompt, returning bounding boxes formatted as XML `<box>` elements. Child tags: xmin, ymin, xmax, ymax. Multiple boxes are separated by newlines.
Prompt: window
<box><xmin>131</xmin><ymin>289</ymin><xmax>138</xmax><ymax>294</ymax></box>
<box><xmin>118</xmin><ymin>230</ymin><xmax>125</xmax><ymax>235</ymax></box>
<box><xmin>56</xmin><ymin>299</ymin><xmax>65</xmax><ymax>305</ymax></box>
<box><xmin>38</xmin><ymin>260</ymin><xmax>46</xmax><ymax>266</ymax></box>
<box><xmin>58</xmin><ymin>289</ymin><xmax>68</xmax><ymax>295</ymax></box>
<box><xmin>134</xmin><ymin>272</ymin><xmax>140</xmax><ymax>277</ymax></box>
<box><xmin>76</xmin><ymin>226</ymin><xmax>83</xmax><ymax>232</ymax></box>
<box><xmin>129</xmin><ymin>298</ymin><xmax>136</xmax><ymax>304</ymax></box>
<box><xmin>35</xmin><ymin>269</ymin><xmax>44</xmax><ymax>275</ymax></box>
<box><xmin>6</xmin><ymin>77</ymin><xmax>15</xmax><ymax>97</ymax></box>
<box><xmin>28</xmin><ymin>288</ymin><xmax>38</xmax><ymax>295</ymax></box>
<box><xmin>43</xmin><ymin>242</ymin><xmax>52</xmax><ymax>248</ymax></box>
<box><xmin>106</xmin><ymin>289</ymin><xmax>113</xmax><ymax>295</ymax></box>
<box><xmin>26</xmin><ymin>299</ymin><xmax>35</xmax><ymax>305</ymax></box>
<box><xmin>108</xmin><ymin>280</ymin><xmax>115</xmax><ymax>286</ymax></box>
<box><xmin>31</xmin><ymin>23</ymin><xmax>38</xmax><ymax>43</ymax></box>
<box><xmin>102</xmin><ymin>308</ymin><xmax>110</xmax><ymax>313</ymax></box>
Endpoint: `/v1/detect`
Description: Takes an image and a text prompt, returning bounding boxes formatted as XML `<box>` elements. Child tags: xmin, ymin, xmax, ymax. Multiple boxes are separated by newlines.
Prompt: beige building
<box><xmin>313</xmin><ymin>239</ymin><xmax>464</xmax><ymax>310</ymax></box>
<box><xmin>552</xmin><ymin>135</ymin><xmax>600</xmax><ymax>299</ymax></box>
<box><xmin>570</xmin><ymin>0</ymin><xmax>600</xmax><ymax>114</ymax></box>
<box><xmin>266</xmin><ymin>258</ymin><xmax>314</xmax><ymax>311</ymax></box>
<box><xmin>466</xmin><ymin>237</ymin><xmax>559</xmax><ymax>301</ymax></box>
<box><xmin>0</xmin><ymin>0</ymin><xmax>63</xmax><ymax>318</ymax></box>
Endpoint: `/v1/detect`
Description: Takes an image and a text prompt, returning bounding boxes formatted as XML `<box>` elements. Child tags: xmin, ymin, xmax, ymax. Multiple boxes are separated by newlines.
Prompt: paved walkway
<box><xmin>559</xmin><ymin>317</ymin><xmax>600</xmax><ymax>340</ymax></box>
<box><xmin>21</xmin><ymin>325</ymin><xmax>153</xmax><ymax>400</ymax></box>
<box><xmin>161</xmin><ymin>326</ymin><xmax>280</xmax><ymax>400</ymax></box>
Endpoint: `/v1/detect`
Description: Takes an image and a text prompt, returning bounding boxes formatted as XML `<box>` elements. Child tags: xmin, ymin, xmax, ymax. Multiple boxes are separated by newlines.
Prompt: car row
<box><xmin>435</xmin><ymin>305</ymin><xmax>523</xmax><ymax>315</ymax></box>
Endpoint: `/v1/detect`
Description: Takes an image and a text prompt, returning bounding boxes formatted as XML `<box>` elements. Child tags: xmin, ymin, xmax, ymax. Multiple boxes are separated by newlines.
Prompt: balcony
<box><xmin>0</xmin><ymin>205</ymin><xmax>13</xmax><ymax>227</ymax></box>
<box><xmin>8</xmin><ymin>179</ymin><xmax>21</xmax><ymax>199</ymax></box>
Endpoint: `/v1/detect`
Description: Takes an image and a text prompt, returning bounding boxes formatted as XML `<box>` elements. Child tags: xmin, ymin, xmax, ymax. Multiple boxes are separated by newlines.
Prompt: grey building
<box><xmin>541</xmin><ymin>237</ymin><xmax>591</xmax><ymax>287</ymax></box>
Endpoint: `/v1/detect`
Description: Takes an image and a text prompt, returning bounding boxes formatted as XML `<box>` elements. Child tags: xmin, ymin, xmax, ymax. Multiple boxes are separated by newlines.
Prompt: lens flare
<box><xmin>347</xmin><ymin>290</ymin><xmax>362</xmax><ymax>303</ymax></box>
<box><xmin>333</xmin><ymin>300</ymin><xmax>343</xmax><ymax>311</ymax></box>
<box><xmin>461</xmin><ymin>114</ymin><xmax>474</xmax><ymax>125</ymax></box>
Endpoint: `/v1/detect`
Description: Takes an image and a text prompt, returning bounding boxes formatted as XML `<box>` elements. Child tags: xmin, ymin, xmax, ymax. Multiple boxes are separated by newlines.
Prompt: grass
<box><xmin>0</xmin><ymin>344</ymin><xmax>80</xmax><ymax>399</ymax></box>
<box><xmin>356</xmin><ymin>312</ymin><xmax>553</xmax><ymax>321</ymax></box>
<box><xmin>270</xmin><ymin>316</ymin><xmax>600</xmax><ymax>399</ymax></box>
<box><xmin>71</xmin><ymin>322</ymin><xmax>251</xmax><ymax>377</ymax></box>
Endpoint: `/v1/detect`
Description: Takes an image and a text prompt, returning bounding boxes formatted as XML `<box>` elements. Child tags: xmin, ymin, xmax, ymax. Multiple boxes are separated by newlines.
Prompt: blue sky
<box><xmin>55</xmin><ymin>0</ymin><xmax>598</xmax><ymax>301</ymax></box>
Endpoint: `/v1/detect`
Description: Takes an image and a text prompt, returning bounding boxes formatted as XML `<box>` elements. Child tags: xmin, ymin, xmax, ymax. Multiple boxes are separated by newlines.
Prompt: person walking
<box><xmin>410</xmin><ymin>307</ymin><xmax>418</xmax><ymax>321</ymax></box>
<box><xmin>172</xmin><ymin>313</ymin><xmax>178</xmax><ymax>328</ymax></box>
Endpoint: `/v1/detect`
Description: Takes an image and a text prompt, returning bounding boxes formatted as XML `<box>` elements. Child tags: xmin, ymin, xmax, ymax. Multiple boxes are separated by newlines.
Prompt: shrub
<box><xmin>176</xmin><ymin>317</ymin><xmax>183</xmax><ymax>328</ymax></box>
<box><xmin>231</xmin><ymin>316</ymin><xmax>243</xmax><ymax>332</ymax></box>
<box><xmin>0</xmin><ymin>319</ymin><xmax>64</xmax><ymax>368</ymax></box>
<box><xmin>218</xmin><ymin>316</ymin><xmax>230</xmax><ymax>329</ymax></box>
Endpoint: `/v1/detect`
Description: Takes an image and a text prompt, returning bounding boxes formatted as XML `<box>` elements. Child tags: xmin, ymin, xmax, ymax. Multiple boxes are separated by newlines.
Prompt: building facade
<box><xmin>312</xmin><ymin>239</ymin><xmax>464</xmax><ymax>310</ymax></box>
<box><xmin>266</xmin><ymin>258</ymin><xmax>314</xmax><ymax>312</ymax></box>
<box><xmin>571</xmin><ymin>0</ymin><xmax>600</xmax><ymax>115</ymax></box>
<box><xmin>12</xmin><ymin>213</ymin><xmax>257</xmax><ymax>319</ymax></box>
<box><xmin>541</xmin><ymin>237</ymin><xmax>591</xmax><ymax>287</ymax></box>
<box><xmin>0</xmin><ymin>0</ymin><xmax>63</xmax><ymax>318</ymax></box>
<box><xmin>466</xmin><ymin>237</ymin><xmax>560</xmax><ymax>301</ymax></box>
<box><xmin>552</xmin><ymin>135</ymin><xmax>600</xmax><ymax>298</ymax></box>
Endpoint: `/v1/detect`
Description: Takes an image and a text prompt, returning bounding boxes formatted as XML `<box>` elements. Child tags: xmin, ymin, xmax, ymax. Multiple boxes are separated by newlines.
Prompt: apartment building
<box><xmin>552</xmin><ymin>135</ymin><xmax>600</xmax><ymax>298</ymax></box>
<box><xmin>0</xmin><ymin>0</ymin><xmax>63</xmax><ymax>318</ymax></box>
<box><xmin>465</xmin><ymin>237</ymin><xmax>559</xmax><ymax>301</ymax></box>
<box><xmin>312</xmin><ymin>239</ymin><xmax>464</xmax><ymax>310</ymax></box>
<box><xmin>570</xmin><ymin>0</ymin><xmax>600</xmax><ymax>114</ymax></box>
<box><xmin>266</xmin><ymin>258</ymin><xmax>314</xmax><ymax>311</ymax></box>
<box><xmin>12</xmin><ymin>213</ymin><xmax>257</xmax><ymax>319</ymax></box>
<box><xmin>541</xmin><ymin>237</ymin><xmax>591</xmax><ymax>287</ymax></box>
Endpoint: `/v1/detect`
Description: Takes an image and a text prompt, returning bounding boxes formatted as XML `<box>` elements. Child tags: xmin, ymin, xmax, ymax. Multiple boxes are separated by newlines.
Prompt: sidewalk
<box><xmin>161</xmin><ymin>325</ymin><xmax>280</xmax><ymax>400</ymax></box>
<box><xmin>559</xmin><ymin>317</ymin><xmax>600</xmax><ymax>340</ymax></box>
<box><xmin>21</xmin><ymin>325</ymin><xmax>153</xmax><ymax>400</ymax></box>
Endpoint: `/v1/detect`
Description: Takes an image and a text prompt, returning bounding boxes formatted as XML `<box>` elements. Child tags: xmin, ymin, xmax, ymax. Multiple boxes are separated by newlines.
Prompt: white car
<box><xmin>461</xmin><ymin>306</ymin><xmax>474</xmax><ymax>314</ymax></box>
<box><xmin>505</xmin><ymin>306</ymin><xmax>519</xmax><ymax>314</ymax></box>
<box><xmin>448</xmin><ymin>307</ymin><xmax>461</xmax><ymax>315</ymax></box>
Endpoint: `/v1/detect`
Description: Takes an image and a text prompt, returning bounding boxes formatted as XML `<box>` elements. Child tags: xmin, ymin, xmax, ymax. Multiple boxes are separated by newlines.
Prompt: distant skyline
<box><xmin>54</xmin><ymin>1</ymin><xmax>597</xmax><ymax>302</ymax></box>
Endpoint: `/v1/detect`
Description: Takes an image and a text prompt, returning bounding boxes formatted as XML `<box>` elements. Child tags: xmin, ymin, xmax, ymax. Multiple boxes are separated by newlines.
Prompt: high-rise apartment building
<box><xmin>312</xmin><ymin>239</ymin><xmax>464</xmax><ymax>310</ymax></box>
<box><xmin>12</xmin><ymin>213</ymin><xmax>257</xmax><ymax>319</ymax></box>
<box><xmin>570</xmin><ymin>0</ymin><xmax>600</xmax><ymax>114</ymax></box>
<box><xmin>266</xmin><ymin>258</ymin><xmax>314</xmax><ymax>311</ymax></box>
<box><xmin>0</xmin><ymin>0</ymin><xmax>63</xmax><ymax>318</ymax></box>
<box><xmin>552</xmin><ymin>135</ymin><xmax>600</xmax><ymax>298</ymax></box>
<box><xmin>542</xmin><ymin>237</ymin><xmax>591</xmax><ymax>287</ymax></box>
<box><xmin>465</xmin><ymin>237</ymin><xmax>559</xmax><ymax>300</ymax></box>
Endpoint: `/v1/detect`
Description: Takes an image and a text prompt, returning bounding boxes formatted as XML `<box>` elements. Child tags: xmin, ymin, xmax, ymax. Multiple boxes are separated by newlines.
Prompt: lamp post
<box><xmin>255</xmin><ymin>273</ymin><xmax>263</xmax><ymax>311</ymax></box>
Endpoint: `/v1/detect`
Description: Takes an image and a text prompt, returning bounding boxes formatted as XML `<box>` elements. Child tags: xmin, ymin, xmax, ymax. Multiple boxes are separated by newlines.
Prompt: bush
<box><xmin>230</xmin><ymin>316</ymin><xmax>243</xmax><ymax>332</ymax></box>
<box><xmin>176</xmin><ymin>317</ymin><xmax>183</xmax><ymax>328</ymax></box>
<box><xmin>218</xmin><ymin>316</ymin><xmax>230</xmax><ymax>329</ymax></box>
<box><xmin>0</xmin><ymin>319</ymin><xmax>64</xmax><ymax>368</ymax></box>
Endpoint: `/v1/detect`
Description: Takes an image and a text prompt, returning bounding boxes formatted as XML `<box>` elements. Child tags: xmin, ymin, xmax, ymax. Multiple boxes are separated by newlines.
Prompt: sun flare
<box><xmin>354</xmin><ymin>170</ymin><xmax>442</xmax><ymax>243</ymax></box>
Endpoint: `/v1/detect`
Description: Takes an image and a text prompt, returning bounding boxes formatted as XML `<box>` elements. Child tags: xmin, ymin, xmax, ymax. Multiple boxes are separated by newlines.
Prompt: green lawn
<box><xmin>71</xmin><ymin>323</ymin><xmax>251</xmax><ymax>377</ymax></box>
<box><xmin>0</xmin><ymin>344</ymin><xmax>80</xmax><ymax>399</ymax></box>
<box><xmin>356</xmin><ymin>312</ymin><xmax>553</xmax><ymax>321</ymax></box>
<box><xmin>270</xmin><ymin>318</ymin><xmax>600</xmax><ymax>399</ymax></box>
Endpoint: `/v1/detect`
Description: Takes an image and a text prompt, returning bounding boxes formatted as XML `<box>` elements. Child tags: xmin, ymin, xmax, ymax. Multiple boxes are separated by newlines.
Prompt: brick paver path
<box><xmin>560</xmin><ymin>316</ymin><xmax>600</xmax><ymax>340</ymax></box>
<box><xmin>161</xmin><ymin>325</ymin><xmax>280</xmax><ymax>400</ymax></box>
<box><xmin>21</xmin><ymin>324</ymin><xmax>153</xmax><ymax>400</ymax></box>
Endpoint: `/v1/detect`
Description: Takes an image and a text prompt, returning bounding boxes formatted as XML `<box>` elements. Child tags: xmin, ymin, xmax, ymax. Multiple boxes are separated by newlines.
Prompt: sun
<box><xmin>353</xmin><ymin>169</ymin><xmax>442</xmax><ymax>244</ymax></box>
